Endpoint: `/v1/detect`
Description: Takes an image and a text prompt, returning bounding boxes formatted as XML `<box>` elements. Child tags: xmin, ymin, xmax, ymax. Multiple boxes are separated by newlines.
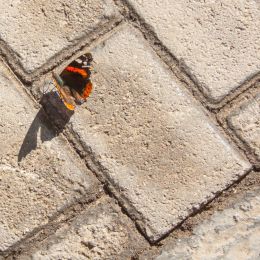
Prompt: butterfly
<box><xmin>52</xmin><ymin>53</ymin><xmax>93</xmax><ymax>111</ymax></box>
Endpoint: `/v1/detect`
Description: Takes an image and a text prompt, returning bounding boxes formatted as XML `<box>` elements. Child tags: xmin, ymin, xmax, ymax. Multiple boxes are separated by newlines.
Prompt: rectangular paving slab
<box><xmin>0</xmin><ymin>0</ymin><xmax>120</xmax><ymax>73</ymax></box>
<box><xmin>126</xmin><ymin>0</ymin><xmax>260</xmax><ymax>102</ymax></box>
<box><xmin>68</xmin><ymin>24</ymin><xmax>251</xmax><ymax>242</ymax></box>
<box><xmin>0</xmin><ymin>60</ymin><xmax>100</xmax><ymax>252</ymax></box>
<box><xmin>19</xmin><ymin>197</ymin><xmax>147</xmax><ymax>259</ymax></box>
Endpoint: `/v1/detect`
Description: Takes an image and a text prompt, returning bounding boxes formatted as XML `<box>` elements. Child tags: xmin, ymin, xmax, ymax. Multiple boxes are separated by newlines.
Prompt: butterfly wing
<box><xmin>60</xmin><ymin>66</ymin><xmax>93</xmax><ymax>104</ymax></box>
<box><xmin>53</xmin><ymin>73</ymin><xmax>76</xmax><ymax>111</ymax></box>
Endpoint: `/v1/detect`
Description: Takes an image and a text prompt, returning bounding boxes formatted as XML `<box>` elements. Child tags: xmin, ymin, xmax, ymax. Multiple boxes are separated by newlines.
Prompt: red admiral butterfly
<box><xmin>52</xmin><ymin>53</ymin><xmax>93</xmax><ymax>110</ymax></box>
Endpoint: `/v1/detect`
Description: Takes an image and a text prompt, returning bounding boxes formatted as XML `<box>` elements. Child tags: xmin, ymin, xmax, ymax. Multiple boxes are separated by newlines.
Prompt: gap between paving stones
<box><xmin>0</xmin><ymin>17</ymin><xmax>122</xmax><ymax>85</ymax></box>
<box><xmin>217</xmin><ymin>83</ymin><xmax>260</xmax><ymax>169</ymax></box>
<box><xmin>112</xmin><ymin>0</ymin><xmax>260</xmax><ymax>111</ymax></box>
<box><xmin>214</xmin><ymin>74</ymin><xmax>260</xmax><ymax>112</ymax></box>
<box><xmin>228</xmin><ymin>97</ymin><xmax>260</xmax><ymax>164</ymax></box>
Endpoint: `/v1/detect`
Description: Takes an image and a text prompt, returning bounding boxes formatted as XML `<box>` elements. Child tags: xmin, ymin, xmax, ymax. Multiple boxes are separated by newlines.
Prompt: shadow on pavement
<box><xmin>18</xmin><ymin>92</ymin><xmax>74</xmax><ymax>162</ymax></box>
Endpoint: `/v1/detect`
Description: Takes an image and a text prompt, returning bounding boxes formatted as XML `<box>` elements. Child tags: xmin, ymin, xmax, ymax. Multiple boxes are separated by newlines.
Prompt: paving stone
<box><xmin>228</xmin><ymin>94</ymin><xmax>260</xmax><ymax>161</ymax></box>
<box><xmin>0</xmin><ymin>60</ymin><xmax>100</xmax><ymax>252</ymax></box>
<box><xmin>154</xmin><ymin>188</ymin><xmax>260</xmax><ymax>260</ymax></box>
<box><xmin>19</xmin><ymin>197</ymin><xmax>147</xmax><ymax>260</ymax></box>
<box><xmin>126</xmin><ymin>0</ymin><xmax>260</xmax><ymax>102</ymax></box>
<box><xmin>0</xmin><ymin>0</ymin><xmax>120</xmax><ymax>73</ymax></box>
<box><xmin>68</xmin><ymin>24</ymin><xmax>251</xmax><ymax>242</ymax></box>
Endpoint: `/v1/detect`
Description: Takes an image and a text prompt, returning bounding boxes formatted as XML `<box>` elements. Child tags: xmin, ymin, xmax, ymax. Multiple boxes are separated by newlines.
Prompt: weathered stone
<box><xmin>19</xmin><ymin>197</ymin><xmax>147</xmax><ymax>260</ymax></box>
<box><xmin>68</xmin><ymin>24</ymin><xmax>251</xmax><ymax>242</ymax></box>
<box><xmin>0</xmin><ymin>60</ymin><xmax>100</xmax><ymax>252</ymax></box>
<box><xmin>228</xmin><ymin>94</ymin><xmax>260</xmax><ymax>161</ymax></box>
<box><xmin>0</xmin><ymin>0</ymin><xmax>120</xmax><ymax>73</ymax></box>
<box><xmin>154</xmin><ymin>189</ymin><xmax>260</xmax><ymax>260</ymax></box>
<box><xmin>126</xmin><ymin>0</ymin><xmax>260</xmax><ymax>102</ymax></box>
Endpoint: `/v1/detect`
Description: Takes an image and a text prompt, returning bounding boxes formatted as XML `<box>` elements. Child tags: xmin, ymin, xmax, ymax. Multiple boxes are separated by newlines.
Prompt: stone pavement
<box><xmin>0</xmin><ymin>0</ymin><xmax>259</xmax><ymax>259</ymax></box>
<box><xmin>151</xmin><ymin>187</ymin><xmax>260</xmax><ymax>260</ymax></box>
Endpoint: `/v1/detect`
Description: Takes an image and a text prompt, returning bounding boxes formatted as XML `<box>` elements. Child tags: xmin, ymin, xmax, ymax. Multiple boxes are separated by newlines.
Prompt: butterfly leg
<box><xmin>70</xmin><ymin>88</ymin><xmax>85</xmax><ymax>105</ymax></box>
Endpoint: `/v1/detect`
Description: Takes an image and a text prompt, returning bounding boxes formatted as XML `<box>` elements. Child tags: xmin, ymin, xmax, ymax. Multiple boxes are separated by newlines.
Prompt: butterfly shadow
<box><xmin>18</xmin><ymin>92</ymin><xmax>74</xmax><ymax>162</ymax></box>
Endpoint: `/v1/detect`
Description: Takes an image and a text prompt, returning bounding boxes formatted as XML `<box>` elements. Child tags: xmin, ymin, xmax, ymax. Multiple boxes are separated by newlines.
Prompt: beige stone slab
<box><xmin>19</xmin><ymin>197</ymin><xmax>147</xmax><ymax>260</ymax></box>
<box><xmin>0</xmin><ymin>60</ymin><xmax>100</xmax><ymax>252</ymax></box>
<box><xmin>228</xmin><ymin>94</ymin><xmax>260</xmax><ymax>161</ymax></box>
<box><xmin>154</xmin><ymin>189</ymin><xmax>260</xmax><ymax>260</ymax></box>
<box><xmin>0</xmin><ymin>0</ymin><xmax>120</xmax><ymax>73</ymax></box>
<box><xmin>68</xmin><ymin>24</ymin><xmax>251</xmax><ymax>242</ymax></box>
<box><xmin>126</xmin><ymin>0</ymin><xmax>260</xmax><ymax>102</ymax></box>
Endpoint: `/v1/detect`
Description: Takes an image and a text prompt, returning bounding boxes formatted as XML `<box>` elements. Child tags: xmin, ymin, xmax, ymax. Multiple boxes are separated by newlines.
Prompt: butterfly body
<box><xmin>53</xmin><ymin>53</ymin><xmax>93</xmax><ymax>110</ymax></box>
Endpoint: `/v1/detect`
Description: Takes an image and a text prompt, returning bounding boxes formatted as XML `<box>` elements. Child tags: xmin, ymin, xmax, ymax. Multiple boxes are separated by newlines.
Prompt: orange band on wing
<box><xmin>65</xmin><ymin>66</ymin><xmax>88</xmax><ymax>78</ymax></box>
<box><xmin>82</xmin><ymin>81</ymin><xmax>93</xmax><ymax>99</ymax></box>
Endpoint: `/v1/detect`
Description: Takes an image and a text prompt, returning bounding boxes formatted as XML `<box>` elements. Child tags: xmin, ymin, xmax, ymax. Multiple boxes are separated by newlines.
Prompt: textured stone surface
<box><xmin>228</xmin><ymin>94</ymin><xmax>260</xmax><ymax>160</ymax></box>
<box><xmin>127</xmin><ymin>0</ymin><xmax>260</xmax><ymax>102</ymax></box>
<box><xmin>0</xmin><ymin>0</ymin><xmax>119</xmax><ymax>73</ymax></box>
<box><xmin>0</xmin><ymin>60</ymin><xmax>99</xmax><ymax>252</ymax></box>
<box><xmin>69</xmin><ymin>25</ymin><xmax>251</xmax><ymax>242</ymax></box>
<box><xmin>20</xmin><ymin>197</ymin><xmax>146</xmax><ymax>260</ymax></box>
<box><xmin>155</xmin><ymin>189</ymin><xmax>260</xmax><ymax>260</ymax></box>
